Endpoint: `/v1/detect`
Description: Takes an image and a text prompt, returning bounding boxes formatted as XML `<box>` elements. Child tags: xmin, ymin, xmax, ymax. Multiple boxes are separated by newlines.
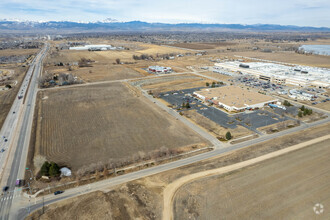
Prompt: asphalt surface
<box><xmin>1</xmin><ymin>59</ymin><xmax>329</xmax><ymax>219</ymax></box>
<box><xmin>17</xmin><ymin>115</ymin><xmax>330</xmax><ymax>219</ymax></box>
<box><xmin>159</xmin><ymin>87</ymin><xmax>294</xmax><ymax>134</ymax></box>
<box><xmin>0</xmin><ymin>44</ymin><xmax>48</xmax><ymax>219</ymax></box>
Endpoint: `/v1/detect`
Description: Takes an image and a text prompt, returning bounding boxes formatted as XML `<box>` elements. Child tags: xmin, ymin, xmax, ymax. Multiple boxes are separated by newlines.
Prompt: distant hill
<box><xmin>0</xmin><ymin>19</ymin><xmax>329</xmax><ymax>33</ymax></box>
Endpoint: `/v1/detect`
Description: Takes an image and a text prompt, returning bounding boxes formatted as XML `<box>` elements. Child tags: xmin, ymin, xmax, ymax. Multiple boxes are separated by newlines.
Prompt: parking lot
<box><xmin>159</xmin><ymin>87</ymin><xmax>295</xmax><ymax>134</ymax></box>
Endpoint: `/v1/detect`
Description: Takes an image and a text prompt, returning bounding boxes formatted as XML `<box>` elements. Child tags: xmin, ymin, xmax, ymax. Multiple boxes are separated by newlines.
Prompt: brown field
<box><xmin>31</xmin><ymin>82</ymin><xmax>207</xmax><ymax>171</ymax></box>
<box><xmin>170</xmin><ymin>42</ymin><xmax>237</xmax><ymax>50</ymax></box>
<box><xmin>182</xmin><ymin>109</ymin><xmax>254</xmax><ymax>139</ymax></box>
<box><xmin>49</xmin><ymin>64</ymin><xmax>143</xmax><ymax>83</ymax></box>
<box><xmin>0</xmin><ymin>48</ymin><xmax>38</xmax><ymax>57</ymax></box>
<box><xmin>174</xmin><ymin>138</ymin><xmax>330</xmax><ymax>220</ymax></box>
<box><xmin>29</xmin><ymin>122</ymin><xmax>330</xmax><ymax>220</ymax></box>
<box><xmin>140</xmin><ymin>74</ymin><xmax>209</xmax><ymax>94</ymax></box>
<box><xmin>0</xmin><ymin>67</ymin><xmax>27</xmax><ymax>128</ymax></box>
<box><xmin>229</xmin><ymin>51</ymin><xmax>330</xmax><ymax>68</ymax></box>
<box><xmin>45</xmin><ymin>42</ymin><xmax>195</xmax><ymax>82</ymax></box>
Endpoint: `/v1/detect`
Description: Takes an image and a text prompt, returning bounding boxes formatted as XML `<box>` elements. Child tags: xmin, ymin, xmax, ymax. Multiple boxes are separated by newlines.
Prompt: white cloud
<box><xmin>0</xmin><ymin>0</ymin><xmax>329</xmax><ymax>27</ymax></box>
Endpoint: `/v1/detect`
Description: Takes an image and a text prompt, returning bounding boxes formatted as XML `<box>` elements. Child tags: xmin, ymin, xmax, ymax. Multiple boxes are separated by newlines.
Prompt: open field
<box><xmin>182</xmin><ymin>109</ymin><xmax>254</xmax><ymax>139</ymax></box>
<box><xmin>0</xmin><ymin>67</ymin><xmax>27</xmax><ymax>128</ymax></box>
<box><xmin>174</xmin><ymin>138</ymin><xmax>330</xmax><ymax>219</ymax></box>
<box><xmin>44</xmin><ymin>42</ymin><xmax>197</xmax><ymax>82</ymax></box>
<box><xmin>170</xmin><ymin>42</ymin><xmax>237</xmax><ymax>50</ymax></box>
<box><xmin>139</xmin><ymin>74</ymin><xmax>209</xmax><ymax>94</ymax></box>
<box><xmin>31</xmin><ymin>82</ymin><xmax>207</xmax><ymax>172</ymax></box>
<box><xmin>28</xmin><ymin>122</ymin><xmax>330</xmax><ymax>220</ymax></box>
<box><xmin>0</xmin><ymin>48</ymin><xmax>38</xmax><ymax>57</ymax></box>
<box><xmin>229</xmin><ymin>51</ymin><xmax>330</xmax><ymax>68</ymax></box>
<box><xmin>48</xmin><ymin>64</ymin><xmax>143</xmax><ymax>83</ymax></box>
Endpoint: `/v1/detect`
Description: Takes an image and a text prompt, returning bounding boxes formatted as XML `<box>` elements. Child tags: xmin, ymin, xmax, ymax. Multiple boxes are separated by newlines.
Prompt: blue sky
<box><xmin>0</xmin><ymin>0</ymin><xmax>329</xmax><ymax>27</ymax></box>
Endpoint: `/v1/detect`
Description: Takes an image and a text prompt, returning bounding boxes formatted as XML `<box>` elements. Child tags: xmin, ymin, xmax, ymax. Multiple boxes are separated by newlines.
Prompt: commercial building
<box><xmin>193</xmin><ymin>86</ymin><xmax>278</xmax><ymax>112</ymax></box>
<box><xmin>148</xmin><ymin>66</ymin><xmax>172</xmax><ymax>73</ymax></box>
<box><xmin>69</xmin><ymin>45</ymin><xmax>114</xmax><ymax>51</ymax></box>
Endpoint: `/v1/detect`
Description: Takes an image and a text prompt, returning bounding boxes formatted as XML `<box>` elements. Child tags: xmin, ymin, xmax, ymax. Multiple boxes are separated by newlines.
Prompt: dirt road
<box><xmin>162</xmin><ymin>134</ymin><xmax>330</xmax><ymax>220</ymax></box>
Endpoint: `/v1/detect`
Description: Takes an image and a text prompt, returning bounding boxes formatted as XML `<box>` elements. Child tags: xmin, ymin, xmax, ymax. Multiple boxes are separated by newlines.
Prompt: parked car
<box><xmin>54</xmin><ymin>191</ymin><xmax>64</xmax><ymax>195</ymax></box>
<box><xmin>2</xmin><ymin>186</ymin><xmax>9</xmax><ymax>192</ymax></box>
<box><xmin>1</xmin><ymin>149</ymin><xmax>5</xmax><ymax>153</ymax></box>
<box><xmin>15</xmin><ymin>179</ymin><xmax>24</xmax><ymax>187</ymax></box>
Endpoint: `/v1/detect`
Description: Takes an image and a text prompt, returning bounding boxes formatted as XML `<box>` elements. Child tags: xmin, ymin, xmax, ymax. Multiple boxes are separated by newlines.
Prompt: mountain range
<box><xmin>0</xmin><ymin>19</ymin><xmax>329</xmax><ymax>33</ymax></box>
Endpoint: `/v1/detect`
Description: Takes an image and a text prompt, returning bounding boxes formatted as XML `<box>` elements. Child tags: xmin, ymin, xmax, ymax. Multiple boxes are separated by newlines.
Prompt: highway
<box><xmin>0</xmin><ymin>44</ymin><xmax>49</xmax><ymax>219</ymax></box>
<box><xmin>0</xmin><ymin>46</ymin><xmax>329</xmax><ymax>219</ymax></box>
<box><xmin>15</xmin><ymin>115</ymin><xmax>329</xmax><ymax>219</ymax></box>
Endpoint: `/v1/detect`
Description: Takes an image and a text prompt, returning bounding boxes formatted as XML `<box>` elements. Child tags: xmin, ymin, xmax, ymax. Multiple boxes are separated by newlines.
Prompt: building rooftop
<box><xmin>195</xmin><ymin>86</ymin><xmax>276</xmax><ymax>108</ymax></box>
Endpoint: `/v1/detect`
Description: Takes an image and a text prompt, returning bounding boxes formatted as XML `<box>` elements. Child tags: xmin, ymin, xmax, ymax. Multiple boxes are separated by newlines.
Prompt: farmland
<box><xmin>31</xmin><ymin>82</ymin><xmax>207</xmax><ymax>172</ymax></box>
<box><xmin>28</xmin><ymin>123</ymin><xmax>330</xmax><ymax>220</ymax></box>
<box><xmin>0</xmin><ymin>67</ymin><xmax>27</xmax><ymax>128</ymax></box>
<box><xmin>137</xmin><ymin>74</ymin><xmax>210</xmax><ymax>94</ymax></box>
<box><xmin>173</xmin><ymin>138</ymin><xmax>330</xmax><ymax>219</ymax></box>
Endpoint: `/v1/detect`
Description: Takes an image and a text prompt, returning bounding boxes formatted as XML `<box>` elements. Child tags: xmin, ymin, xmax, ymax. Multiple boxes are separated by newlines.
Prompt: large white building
<box><xmin>215</xmin><ymin>61</ymin><xmax>330</xmax><ymax>88</ymax></box>
<box><xmin>194</xmin><ymin>86</ymin><xmax>278</xmax><ymax>112</ymax></box>
<box><xmin>69</xmin><ymin>45</ymin><xmax>114</xmax><ymax>51</ymax></box>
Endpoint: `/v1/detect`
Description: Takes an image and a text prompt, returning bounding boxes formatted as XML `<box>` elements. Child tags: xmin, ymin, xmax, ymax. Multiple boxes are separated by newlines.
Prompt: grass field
<box><xmin>45</xmin><ymin>42</ymin><xmax>195</xmax><ymax>82</ymax></box>
<box><xmin>139</xmin><ymin>74</ymin><xmax>209</xmax><ymax>94</ymax></box>
<box><xmin>28</xmin><ymin>122</ymin><xmax>330</xmax><ymax>220</ymax></box>
<box><xmin>0</xmin><ymin>67</ymin><xmax>27</xmax><ymax>128</ymax></box>
<box><xmin>170</xmin><ymin>42</ymin><xmax>237</xmax><ymax>50</ymax></box>
<box><xmin>174</xmin><ymin>138</ymin><xmax>330</xmax><ymax>219</ymax></box>
<box><xmin>0</xmin><ymin>48</ymin><xmax>38</xmax><ymax>57</ymax></box>
<box><xmin>229</xmin><ymin>51</ymin><xmax>330</xmax><ymax>68</ymax></box>
<box><xmin>31</xmin><ymin>82</ymin><xmax>207</xmax><ymax>171</ymax></box>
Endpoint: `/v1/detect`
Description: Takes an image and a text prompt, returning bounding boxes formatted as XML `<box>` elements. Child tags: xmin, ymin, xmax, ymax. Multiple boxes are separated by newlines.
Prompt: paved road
<box><xmin>1</xmin><ymin>59</ymin><xmax>329</xmax><ymax>219</ymax></box>
<box><xmin>0</xmin><ymin>44</ymin><xmax>49</xmax><ymax>219</ymax></box>
<box><xmin>16</xmin><ymin>115</ymin><xmax>330</xmax><ymax>219</ymax></box>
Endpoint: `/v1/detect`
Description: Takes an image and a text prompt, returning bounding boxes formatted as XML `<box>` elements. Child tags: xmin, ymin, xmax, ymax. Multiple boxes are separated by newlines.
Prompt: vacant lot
<box><xmin>174</xmin><ymin>138</ymin><xmax>330</xmax><ymax>220</ymax></box>
<box><xmin>31</xmin><ymin>82</ymin><xmax>207</xmax><ymax>171</ymax></box>
<box><xmin>139</xmin><ymin>74</ymin><xmax>209</xmax><ymax>94</ymax></box>
<box><xmin>0</xmin><ymin>67</ymin><xmax>27</xmax><ymax>128</ymax></box>
<box><xmin>0</xmin><ymin>48</ymin><xmax>38</xmax><ymax>57</ymax></box>
<box><xmin>170</xmin><ymin>42</ymin><xmax>237</xmax><ymax>50</ymax></box>
<box><xmin>28</xmin><ymin>123</ymin><xmax>330</xmax><ymax>220</ymax></box>
<box><xmin>45</xmin><ymin>42</ymin><xmax>193</xmax><ymax>82</ymax></box>
<box><xmin>230</xmin><ymin>51</ymin><xmax>330</xmax><ymax>68</ymax></box>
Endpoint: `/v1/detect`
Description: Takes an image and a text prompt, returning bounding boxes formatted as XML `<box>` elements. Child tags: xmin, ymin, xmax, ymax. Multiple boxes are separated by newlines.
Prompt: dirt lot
<box><xmin>44</xmin><ymin>42</ymin><xmax>197</xmax><ymax>82</ymax></box>
<box><xmin>229</xmin><ymin>51</ymin><xmax>330</xmax><ymax>68</ymax></box>
<box><xmin>174</xmin><ymin>138</ymin><xmax>330</xmax><ymax>220</ymax></box>
<box><xmin>0</xmin><ymin>67</ymin><xmax>27</xmax><ymax>128</ymax></box>
<box><xmin>31</xmin><ymin>82</ymin><xmax>207</xmax><ymax>172</ymax></box>
<box><xmin>28</xmin><ymin>122</ymin><xmax>330</xmax><ymax>220</ymax></box>
<box><xmin>139</xmin><ymin>74</ymin><xmax>209</xmax><ymax>94</ymax></box>
<box><xmin>0</xmin><ymin>48</ymin><xmax>39</xmax><ymax>57</ymax></box>
<box><xmin>182</xmin><ymin>109</ymin><xmax>254</xmax><ymax>139</ymax></box>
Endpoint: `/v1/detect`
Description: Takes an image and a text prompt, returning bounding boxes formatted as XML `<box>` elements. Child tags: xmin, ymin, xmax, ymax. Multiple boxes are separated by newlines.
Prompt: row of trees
<box><xmin>76</xmin><ymin>146</ymin><xmax>183</xmax><ymax>177</ymax></box>
<box><xmin>206</xmin><ymin>81</ymin><xmax>224</xmax><ymax>87</ymax></box>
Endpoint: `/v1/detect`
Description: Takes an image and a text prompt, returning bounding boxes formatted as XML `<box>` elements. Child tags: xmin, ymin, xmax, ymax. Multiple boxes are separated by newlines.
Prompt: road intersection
<box><xmin>0</xmin><ymin>45</ymin><xmax>329</xmax><ymax>219</ymax></box>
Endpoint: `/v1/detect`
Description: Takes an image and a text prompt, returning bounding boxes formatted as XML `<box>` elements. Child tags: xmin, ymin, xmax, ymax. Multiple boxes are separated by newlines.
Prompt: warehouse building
<box><xmin>69</xmin><ymin>45</ymin><xmax>113</xmax><ymax>50</ymax></box>
<box><xmin>193</xmin><ymin>86</ymin><xmax>278</xmax><ymax>112</ymax></box>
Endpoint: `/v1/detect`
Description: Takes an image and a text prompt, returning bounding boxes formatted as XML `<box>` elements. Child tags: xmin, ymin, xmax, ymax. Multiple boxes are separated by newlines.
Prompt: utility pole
<box><xmin>42</xmin><ymin>195</ymin><xmax>45</xmax><ymax>214</ymax></box>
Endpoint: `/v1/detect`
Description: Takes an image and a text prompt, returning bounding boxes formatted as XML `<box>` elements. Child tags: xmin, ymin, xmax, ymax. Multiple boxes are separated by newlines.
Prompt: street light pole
<box><xmin>26</xmin><ymin>167</ymin><xmax>34</xmax><ymax>180</ymax></box>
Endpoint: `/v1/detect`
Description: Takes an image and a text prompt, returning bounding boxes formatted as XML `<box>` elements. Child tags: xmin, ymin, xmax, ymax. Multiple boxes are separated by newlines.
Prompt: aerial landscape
<box><xmin>0</xmin><ymin>0</ymin><xmax>329</xmax><ymax>219</ymax></box>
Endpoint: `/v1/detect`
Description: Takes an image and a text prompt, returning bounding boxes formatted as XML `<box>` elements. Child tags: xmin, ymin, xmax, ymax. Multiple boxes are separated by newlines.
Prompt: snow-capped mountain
<box><xmin>0</xmin><ymin>19</ymin><xmax>329</xmax><ymax>33</ymax></box>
